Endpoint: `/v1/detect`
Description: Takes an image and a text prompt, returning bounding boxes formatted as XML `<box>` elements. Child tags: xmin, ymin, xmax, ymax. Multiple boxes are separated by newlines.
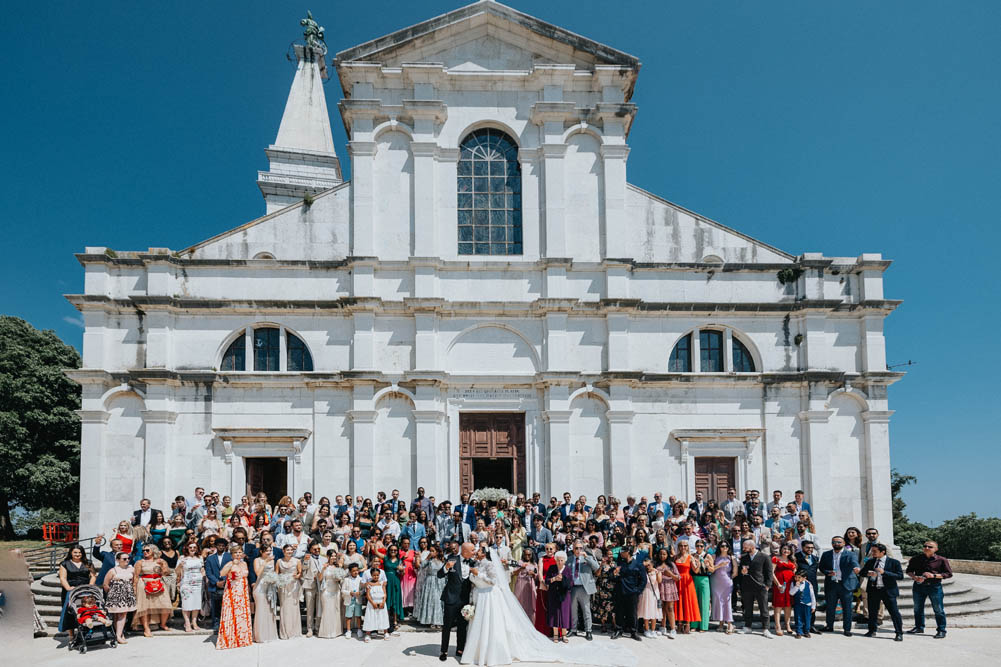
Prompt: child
<box><xmin>790</xmin><ymin>570</ymin><xmax>816</xmax><ymax>638</ymax></box>
<box><xmin>76</xmin><ymin>594</ymin><xmax>112</xmax><ymax>630</ymax></box>
<box><xmin>342</xmin><ymin>563</ymin><xmax>364</xmax><ymax>639</ymax></box>
<box><xmin>637</xmin><ymin>559</ymin><xmax>661</xmax><ymax>638</ymax></box>
<box><xmin>362</xmin><ymin>567</ymin><xmax>390</xmax><ymax>642</ymax></box>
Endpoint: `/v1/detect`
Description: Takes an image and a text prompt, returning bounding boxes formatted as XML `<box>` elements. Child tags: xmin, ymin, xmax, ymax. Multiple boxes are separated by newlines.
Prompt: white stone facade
<box><xmin>68</xmin><ymin>1</ymin><xmax>901</xmax><ymax>544</ymax></box>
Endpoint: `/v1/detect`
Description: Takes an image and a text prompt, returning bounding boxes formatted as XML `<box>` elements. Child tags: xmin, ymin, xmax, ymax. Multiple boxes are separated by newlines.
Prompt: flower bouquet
<box><xmin>460</xmin><ymin>603</ymin><xmax>475</xmax><ymax>622</ymax></box>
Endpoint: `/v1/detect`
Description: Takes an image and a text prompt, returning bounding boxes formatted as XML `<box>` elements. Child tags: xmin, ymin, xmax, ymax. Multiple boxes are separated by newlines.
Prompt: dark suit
<box><xmin>614</xmin><ymin>552</ymin><xmax>647</xmax><ymax>634</ymax></box>
<box><xmin>91</xmin><ymin>547</ymin><xmax>120</xmax><ymax>587</ymax></box>
<box><xmin>454</xmin><ymin>504</ymin><xmax>476</xmax><ymax>528</ymax></box>
<box><xmin>795</xmin><ymin>551</ymin><xmax>822</xmax><ymax>630</ymax></box>
<box><xmin>438</xmin><ymin>554</ymin><xmax>472</xmax><ymax>655</ymax></box>
<box><xmin>739</xmin><ymin>551</ymin><xmax>773</xmax><ymax>630</ymax></box>
<box><xmin>859</xmin><ymin>556</ymin><xmax>904</xmax><ymax>634</ymax></box>
<box><xmin>819</xmin><ymin>548</ymin><xmax>860</xmax><ymax>632</ymax></box>
<box><xmin>131</xmin><ymin>508</ymin><xmax>161</xmax><ymax>527</ymax></box>
<box><xmin>204</xmin><ymin>551</ymin><xmax>228</xmax><ymax>629</ymax></box>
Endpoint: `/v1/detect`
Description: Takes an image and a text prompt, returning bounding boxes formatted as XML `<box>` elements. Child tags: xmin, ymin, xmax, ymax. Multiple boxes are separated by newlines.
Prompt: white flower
<box><xmin>460</xmin><ymin>603</ymin><xmax>476</xmax><ymax>621</ymax></box>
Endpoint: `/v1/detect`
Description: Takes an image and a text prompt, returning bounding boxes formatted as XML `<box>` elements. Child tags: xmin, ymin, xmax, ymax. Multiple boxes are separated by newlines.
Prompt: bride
<box><xmin>461</xmin><ymin>547</ymin><xmax>635</xmax><ymax>667</ymax></box>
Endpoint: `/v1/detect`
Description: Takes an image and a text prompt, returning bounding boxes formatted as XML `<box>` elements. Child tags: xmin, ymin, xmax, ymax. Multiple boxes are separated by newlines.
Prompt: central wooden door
<box><xmin>245</xmin><ymin>457</ymin><xmax>287</xmax><ymax>503</ymax></box>
<box><xmin>459</xmin><ymin>414</ymin><xmax>525</xmax><ymax>495</ymax></box>
<box><xmin>694</xmin><ymin>457</ymin><xmax>735</xmax><ymax>504</ymax></box>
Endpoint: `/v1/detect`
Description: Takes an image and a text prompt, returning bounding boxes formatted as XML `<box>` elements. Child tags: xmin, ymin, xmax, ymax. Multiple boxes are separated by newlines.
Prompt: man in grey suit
<box><xmin>567</xmin><ymin>540</ymin><xmax>600</xmax><ymax>640</ymax></box>
<box><xmin>442</xmin><ymin>509</ymin><xmax>471</xmax><ymax>544</ymax></box>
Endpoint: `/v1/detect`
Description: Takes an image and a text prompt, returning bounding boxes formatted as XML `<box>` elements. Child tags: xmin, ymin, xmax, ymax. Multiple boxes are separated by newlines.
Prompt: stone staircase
<box><xmin>32</xmin><ymin>572</ymin><xmax>1001</xmax><ymax>637</ymax></box>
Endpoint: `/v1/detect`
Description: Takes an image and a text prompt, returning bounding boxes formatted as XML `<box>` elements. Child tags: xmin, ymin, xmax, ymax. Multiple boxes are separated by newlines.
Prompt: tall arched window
<box><xmin>457</xmin><ymin>128</ymin><xmax>522</xmax><ymax>255</ymax></box>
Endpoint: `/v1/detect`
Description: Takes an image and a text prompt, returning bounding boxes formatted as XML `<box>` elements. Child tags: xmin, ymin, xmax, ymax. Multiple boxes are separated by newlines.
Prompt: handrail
<box><xmin>21</xmin><ymin>536</ymin><xmax>99</xmax><ymax>581</ymax></box>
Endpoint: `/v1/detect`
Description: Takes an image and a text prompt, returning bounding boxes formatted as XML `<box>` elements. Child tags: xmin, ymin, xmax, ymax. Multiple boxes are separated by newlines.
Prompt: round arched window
<box><xmin>457</xmin><ymin>129</ymin><xmax>522</xmax><ymax>255</ymax></box>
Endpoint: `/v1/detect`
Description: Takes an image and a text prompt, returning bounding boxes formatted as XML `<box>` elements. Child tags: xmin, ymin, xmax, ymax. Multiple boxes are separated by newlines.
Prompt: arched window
<box><xmin>732</xmin><ymin>337</ymin><xmax>756</xmax><ymax>372</ymax></box>
<box><xmin>699</xmin><ymin>330</ymin><xmax>724</xmax><ymax>372</ymax></box>
<box><xmin>668</xmin><ymin>333</ymin><xmax>691</xmax><ymax>372</ymax></box>
<box><xmin>221</xmin><ymin>337</ymin><xmax>245</xmax><ymax>371</ymax></box>
<box><xmin>287</xmin><ymin>333</ymin><xmax>313</xmax><ymax>372</ymax></box>
<box><xmin>457</xmin><ymin>128</ymin><xmax>522</xmax><ymax>255</ymax></box>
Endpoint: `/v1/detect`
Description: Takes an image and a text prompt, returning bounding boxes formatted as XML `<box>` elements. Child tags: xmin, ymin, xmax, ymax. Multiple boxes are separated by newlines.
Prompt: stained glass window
<box><xmin>457</xmin><ymin>129</ymin><xmax>522</xmax><ymax>255</ymax></box>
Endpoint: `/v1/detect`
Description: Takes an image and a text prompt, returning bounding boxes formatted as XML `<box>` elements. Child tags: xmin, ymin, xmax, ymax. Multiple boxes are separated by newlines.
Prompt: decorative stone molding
<box><xmin>861</xmin><ymin>410</ymin><xmax>894</xmax><ymax>424</ymax></box>
<box><xmin>797</xmin><ymin>410</ymin><xmax>833</xmax><ymax>424</ymax></box>
<box><xmin>347</xmin><ymin>410</ymin><xmax>379</xmax><ymax>423</ymax></box>
<box><xmin>211</xmin><ymin>428</ymin><xmax>311</xmax><ymax>463</ymax></box>
<box><xmin>141</xmin><ymin>410</ymin><xmax>178</xmax><ymax>424</ymax></box>
<box><xmin>76</xmin><ymin>410</ymin><xmax>110</xmax><ymax>424</ymax></box>
<box><xmin>542</xmin><ymin>410</ymin><xmax>573</xmax><ymax>424</ymax></box>
<box><xmin>605</xmin><ymin>410</ymin><xmax>635</xmax><ymax>424</ymax></box>
<box><xmin>413</xmin><ymin>410</ymin><xmax>446</xmax><ymax>424</ymax></box>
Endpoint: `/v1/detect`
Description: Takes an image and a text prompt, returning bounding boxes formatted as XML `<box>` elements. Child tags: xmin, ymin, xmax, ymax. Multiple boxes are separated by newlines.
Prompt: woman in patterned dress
<box><xmin>216</xmin><ymin>544</ymin><xmax>253</xmax><ymax>649</ymax></box>
<box><xmin>276</xmin><ymin>544</ymin><xmax>303</xmax><ymax>639</ymax></box>
<box><xmin>414</xmin><ymin>543</ymin><xmax>445</xmax><ymax>628</ymax></box>
<box><xmin>104</xmin><ymin>552</ymin><xmax>136</xmax><ymax>644</ymax></box>
<box><xmin>412</xmin><ymin>536</ymin><xmax>430</xmax><ymax>617</ymax></box>
<box><xmin>131</xmin><ymin>543</ymin><xmax>172</xmax><ymax>636</ymax></box>
<box><xmin>654</xmin><ymin>546</ymin><xmax>679</xmax><ymax>637</ymax></box>
<box><xmin>591</xmin><ymin>548</ymin><xmax>617</xmax><ymax>633</ymax></box>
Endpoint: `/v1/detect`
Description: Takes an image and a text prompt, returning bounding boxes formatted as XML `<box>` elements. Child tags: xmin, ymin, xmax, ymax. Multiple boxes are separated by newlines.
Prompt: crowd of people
<box><xmin>56</xmin><ymin>484</ymin><xmax>954</xmax><ymax>653</ymax></box>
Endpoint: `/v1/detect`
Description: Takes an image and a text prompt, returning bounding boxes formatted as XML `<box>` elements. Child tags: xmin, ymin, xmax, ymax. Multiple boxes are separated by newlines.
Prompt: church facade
<box><xmin>68</xmin><ymin>1</ymin><xmax>901</xmax><ymax>543</ymax></box>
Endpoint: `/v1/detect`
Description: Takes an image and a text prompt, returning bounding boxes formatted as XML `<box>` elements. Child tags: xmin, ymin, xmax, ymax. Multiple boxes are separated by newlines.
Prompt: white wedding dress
<box><xmin>461</xmin><ymin>550</ymin><xmax>636</xmax><ymax>667</ymax></box>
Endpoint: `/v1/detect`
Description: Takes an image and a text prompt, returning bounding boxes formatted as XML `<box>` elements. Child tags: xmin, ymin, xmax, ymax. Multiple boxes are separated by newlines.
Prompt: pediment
<box><xmin>334</xmin><ymin>1</ymin><xmax>638</xmax><ymax>71</ymax></box>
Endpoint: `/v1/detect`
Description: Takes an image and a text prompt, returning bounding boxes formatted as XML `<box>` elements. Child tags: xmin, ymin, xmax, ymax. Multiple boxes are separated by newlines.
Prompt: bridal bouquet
<box><xmin>460</xmin><ymin>604</ymin><xmax>475</xmax><ymax>621</ymax></box>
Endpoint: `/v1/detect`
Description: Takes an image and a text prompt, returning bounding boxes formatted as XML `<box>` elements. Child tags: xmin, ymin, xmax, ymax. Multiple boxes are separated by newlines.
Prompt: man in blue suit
<box><xmin>222</xmin><ymin>528</ymin><xmax>259</xmax><ymax>585</ymax></box>
<box><xmin>793</xmin><ymin>490</ymin><xmax>812</xmax><ymax>517</ymax></box>
<box><xmin>859</xmin><ymin>543</ymin><xmax>904</xmax><ymax>641</ymax></box>
<box><xmin>819</xmin><ymin>536</ymin><xmax>860</xmax><ymax>635</ymax></box>
<box><xmin>91</xmin><ymin>535</ymin><xmax>125</xmax><ymax>586</ymax></box>
<box><xmin>454</xmin><ymin>493</ymin><xmax>476</xmax><ymax>528</ymax></box>
<box><xmin>204</xmin><ymin>538</ymin><xmax>230</xmax><ymax>631</ymax></box>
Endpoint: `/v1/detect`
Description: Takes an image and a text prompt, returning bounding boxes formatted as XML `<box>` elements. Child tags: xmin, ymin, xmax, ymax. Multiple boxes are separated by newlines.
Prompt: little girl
<box><xmin>637</xmin><ymin>559</ymin><xmax>661</xmax><ymax>638</ymax></box>
<box><xmin>363</xmin><ymin>567</ymin><xmax>390</xmax><ymax>642</ymax></box>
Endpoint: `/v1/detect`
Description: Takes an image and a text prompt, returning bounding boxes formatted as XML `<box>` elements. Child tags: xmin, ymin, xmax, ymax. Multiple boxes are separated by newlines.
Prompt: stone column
<box><xmin>860</xmin><ymin>315</ymin><xmax>887</xmax><ymax>373</ymax></box>
<box><xmin>606</xmin><ymin>314</ymin><xmax>630</xmax><ymax>371</ymax></box>
<box><xmin>543</xmin><ymin>410</ymin><xmax>573</xmax><ymax>497</ymax></box>
<box><xmin>606</xmin><ymin>410</ymin><xmax>634</xmax><ymax>495</ymax></box>
<box><xmin>862</xmin><ymin>410</ymin><xmax>895</xmax><ymax>547</ymax></box>
<box><xmin>541</xmin><ymin>144</ymin><xmax>567</xmax><ymax>257</ymax></box>
<box><xmin>414</xmin><ymin>410</ymin><xmax>446</xmax><ymax>498</ymax></box>
<box><xmin>347</xmin><ymin>410</ymin><xmax>377</xmax><ymax>498</ymax></box>
<box><xmin>77</xmin><ymin>410</ymin><xmax>109</xmax><ymax>540</ymax></box>
<box><xmin>411</xmin><ymin>142</ymin><xmax>438</xmax><ymax>257</ymax></box>
<box><xmin>141</xmin><ymin>409</ymin><xmax>177</xmax><ymax>511</ymax></box>
<box><xmin>798</xmin><ymin>409</ymin><xmax>833</xmax><ymax>533</ymax></box>
<box><xmin>601</xmin><ymin>144</ymin><xmax>630</xmax><ymax>259</ymax></box>
<box><xmin>352</xmin><ymin>312</ymin><xmax>375</xmax><ymax>370</ymax></box>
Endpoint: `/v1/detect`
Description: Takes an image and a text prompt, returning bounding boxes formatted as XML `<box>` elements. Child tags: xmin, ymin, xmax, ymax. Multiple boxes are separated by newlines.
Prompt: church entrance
<box><xmin>459</xmin><ymin>414</ymin><xmax>525</xmax><ymax>495</ymax></box>
<box><xmin>694</xmin><ymin>457</ymin><xmax>736</xmax><ymax>504</ymax></box>
<box><xmin>245</xmin><ymin>457</ymin><xmax>287</xmax><ymax>502</ymax></box>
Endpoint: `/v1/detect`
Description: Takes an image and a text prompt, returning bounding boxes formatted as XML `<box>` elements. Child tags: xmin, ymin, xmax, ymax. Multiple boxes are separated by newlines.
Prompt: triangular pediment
<box><xmin>334</xmin><ymin>0</ymin><xmax>639</xmax><ymax>71</ymax></box>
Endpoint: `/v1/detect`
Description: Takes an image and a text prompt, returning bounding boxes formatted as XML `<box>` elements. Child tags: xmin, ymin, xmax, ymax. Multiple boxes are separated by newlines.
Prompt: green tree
<box><xmin>891</xmin><ymin>469</ymin><xmax>930</xmax><ymax>557</ymax></box>
<box><xmin>0</xmin><ymin>316</ymin><xmax>81</xmax><ymax>538</ymax></box>
<box><xmin>932</xmin><ymin>514</ymin><xmax>1001</xmax><ymax>561</ymax></box>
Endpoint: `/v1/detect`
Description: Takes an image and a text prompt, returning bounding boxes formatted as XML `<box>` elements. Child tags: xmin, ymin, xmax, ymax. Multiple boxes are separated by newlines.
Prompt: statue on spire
<box><xmin>300</xmin><ymin>10</ymin><xmax>326</xmax><ymax>51</ymax></box>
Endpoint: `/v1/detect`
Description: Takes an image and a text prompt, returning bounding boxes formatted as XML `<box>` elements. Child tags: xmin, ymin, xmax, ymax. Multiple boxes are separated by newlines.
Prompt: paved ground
<box><xmin>7</xmin><ymin>627</ymin><xmax>1001</xmax><ymax>667</ymax></box>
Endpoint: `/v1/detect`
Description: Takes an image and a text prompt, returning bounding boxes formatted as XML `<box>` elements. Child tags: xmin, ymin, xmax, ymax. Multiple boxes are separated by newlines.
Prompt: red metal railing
<box><xmin>42</xmin><ymin>522</ymin><xmax>79</xmax><ymax>544</ymax></box>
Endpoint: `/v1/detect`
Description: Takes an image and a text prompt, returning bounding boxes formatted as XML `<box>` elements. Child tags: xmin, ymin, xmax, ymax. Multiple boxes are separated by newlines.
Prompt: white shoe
<box><xmin>356</xmin><ymin>629</ymin><xmax>363</xmax><ymax>638</ymax></box>
<box><xmin>762</xmin><ymin>630</ymin><xmax>774</xmax><ymax>639</ymax></box>
<box><xmin>742</xmin><ymin>627</ymin><xmax>752</xmax><ymax>634</ymax></box>
<box><xmin>668</xmin><ymin>629</ymin><xmax>676</xmax><ymax>639</ymax></box>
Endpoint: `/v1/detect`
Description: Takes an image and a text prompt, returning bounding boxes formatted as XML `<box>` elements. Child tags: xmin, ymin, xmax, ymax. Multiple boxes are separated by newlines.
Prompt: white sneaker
<box><xmin>646</xmin><ymin>630</ymin><xmax>655</xmax><ymax>638</ymax></box>
<box><xmin>356</xmin><ymin>629</ymin><xmax>363</xmax><ymax>639</ymax></box>
<box><xmin>668</xmin><ymin>629</ymin><xmax>676</xmax><ymax>639</ymax></box>
<box><xmin>762</xmin><ymin>630</ymin><xmax>774</xmax><ymax>639</ymax></box>
<box><xmin>742</xmin><ymin>626</ymin><xmax>752</xmax><ymax>634</ymax></box>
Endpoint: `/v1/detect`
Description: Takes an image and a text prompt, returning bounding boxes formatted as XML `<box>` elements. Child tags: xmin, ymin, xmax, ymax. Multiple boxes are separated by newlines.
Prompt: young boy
<box><xmin>790</xmin><ymin>569</ymin><xmax>817</xmax><ymax>638</ymax></box>
<box><xmin>342</xmin><ymin>563</ymin><xmax>364</xmax><ymax>639</ymax></box>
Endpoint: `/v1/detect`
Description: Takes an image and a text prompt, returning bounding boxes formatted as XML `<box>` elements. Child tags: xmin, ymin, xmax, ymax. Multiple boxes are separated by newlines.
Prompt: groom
<box><xmin>439</xmin><ymin>540</ymin><xmax>475</xmax><ymax>662</ymax></box>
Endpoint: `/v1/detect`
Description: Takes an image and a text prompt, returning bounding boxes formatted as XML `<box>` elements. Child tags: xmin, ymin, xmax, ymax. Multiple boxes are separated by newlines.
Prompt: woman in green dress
<box><xmin>382</xmin><ymin>543</ymin><xmax>405</xmax><ymax>635</ymax></box>
<box><xmin>690</xmin><ymin>540</ymin><xmax>713</xmax><ymax>632</ymax></box>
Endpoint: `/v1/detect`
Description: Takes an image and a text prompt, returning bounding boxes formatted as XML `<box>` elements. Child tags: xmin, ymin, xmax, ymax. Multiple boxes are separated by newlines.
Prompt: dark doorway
<box><xmin>694</xmin><ymin>457</ymin><xmax>736</xmax><ymax>504</ymax></box>
<box><xmin>459</xmin><ymin>413</ymin><xmax>526</xmax><ymax>495</ymax></box>
<box><xmin>245</xmin><ymin>457</ymin><xmax>287</xmax><ymax>502</ymax></box>
<box><xmin>472</xmin><ymin>458</ymin><xmax>514</xmax><ymax>492</ymax></box>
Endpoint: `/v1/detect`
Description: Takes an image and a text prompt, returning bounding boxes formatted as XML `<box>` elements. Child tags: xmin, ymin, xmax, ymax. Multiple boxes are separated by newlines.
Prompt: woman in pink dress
<box><xmin>399</xmin><ymin>536</ymin><xmax>418</xmax><ymax>612</ymax></box>
<box><xmin>513</xmin><ymin>549</ymin><xmax>538</xmax><ymax>622</ymax></box>
<box><xmin>216</xmin><ymin>544</ymin><xmax>253</xmax><ymax>649</ymax></box>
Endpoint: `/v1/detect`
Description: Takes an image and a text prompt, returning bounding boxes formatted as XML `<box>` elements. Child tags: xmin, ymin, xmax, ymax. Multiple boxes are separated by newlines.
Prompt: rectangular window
<box><xmin>700</xmin><ymin>330</ymin><xmax>723</xmax><ymax>372</ymax></box>
<box><xmin>254</xmin><ymin>328</ymin><xmax>280</xmax><ymax>371</ymax></box>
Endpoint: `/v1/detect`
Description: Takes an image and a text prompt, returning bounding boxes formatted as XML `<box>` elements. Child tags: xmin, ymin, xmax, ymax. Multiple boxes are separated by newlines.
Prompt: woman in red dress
<box><xmin>771</xmin><ymin>543</ymin><xmax>797</xmax><ymax>636</ymax></box>
<box><xmin>216</xmin><ymin>544</ymin><xmax>253</xmax><ymax>649</ymax></box>
<box><xmin>673</xmin><ymin>541</ymin><xmax>701</xmax><ymax>634</ymax></box>
<box><xmin>534</xmin><ymin>542</ymin><xmax>556</xmax><ymax>635</ymax></box>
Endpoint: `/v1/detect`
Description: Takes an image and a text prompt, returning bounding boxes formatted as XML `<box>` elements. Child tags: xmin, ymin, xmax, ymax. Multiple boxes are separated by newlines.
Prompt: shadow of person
<box><xmin>404</xmin><ymin>642</ymin><xmax>445</xmax><ymax>658</ymax></box>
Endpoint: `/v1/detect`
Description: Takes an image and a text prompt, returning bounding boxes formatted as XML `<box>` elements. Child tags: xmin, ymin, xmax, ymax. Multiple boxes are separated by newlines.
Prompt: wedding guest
<box><xmin>652</xmin><ymin>547</ymin><xmax>678</xmax><ymax>637</ymax></box>
<box><xmin>710</xmin><ymin>540</ymin><xmax>737</xmax><ymax>634</ymax></box>
<box><xmin>132</xmin><ymin>498</ymin><xmax>158</xmax><ymax>527</ymax></box>
<box><xmin>176</xmin><ymin>541</ymin><xmax>204</xmax><ymax>632</ymax></box>
<box><xmin>567</xmin><ymin>540</ymin><xmax>599</xmax><ymax>640</ymax></box>
<box><xmin>276</xmin><ymin>543</ymin><xmax>303</xmax><ymax>639</ymax></box>
<box><xmin>383</xmin><ymin>543</ymin><xmax>405</xmax><ymax>635</ymax></box>
<box><xmin>513</xmin><ymin>549</ymin><xmax>539</xmax><ymax>624</ymax></box>
<box><xmin>112</xmin><ymin>521</ymin><xmax>135</xmax><ymax>559</ymax></box>
<box><xmin>91</xmin><ymin>535</ymin><xmax>124</xmax><ymax>586</ymax></box>
<box><xmin>159</xmin><ymin>537</ymin><xmax>179</xmax><ymax>603</ymax></box>
<box><xmin>317</xmin><ymin>552</ymin><xmax>347</xmax><ymax>638</ymax></box>
<box><xmin>592</xmin><ymin>549</ymin><xmax>617</xmax><ymax>634</ymax></box>
<box><xmin>610</xmin><ymin>546</ymin><xmax>645</xmax><ymax>641</ymax></box>
<box><xmin>673</xmin><ymin>541</ymin><xmax>700</xmax><ymax>634</ymax></box>
<box><xmin>149</xmin><ymin>511</ymin><xmax>169</xmax><ymax>546</ymax></box>
<box><xmin>216</xmin><ymin>544</ymin><xmax>253</xmax><ymax>649</ymax></box>
<box><xmin>739</xmin><ymin>538</ymin><xmax>773</xmax><ymax>637</ymax></box>
<box><xmin>820</xmin><ymin>535</ymin><xmax>860</xmax><ymax>636</ymax></box>
<box><xmin>795</xmin><ymin>540</ymin><xmax>822</xmax><ymax>634</ymax></box>
<box><xmin>546</xmin><ymin>551</ymin><xmax>572</xmax><ymax>643</ymax></box>
<box><xmin>906</xmin><ymin>540</ymin><xmax>952</xmax><ymax>639</ymax></box>
<box><xmin>534</xmin><ymin>542</ymin><xmax>557</xmax><ymax>635</ymax></box>
<box><xmin>859</xmin><ymin>543</ymin><xmax>904</xmax><ymax>641</ymax></box>
<box><xmin>690</xmin><ymin>540</ymin><xmax>712</xmax><ymax>632</ymax></box>
<box><xmin>58</xmin><ymin>545</ymin><xmax>96</xmax><ymax>641</ymax></box>
<box><xmin>790</xmin><ymin>569</ymin><xmax>817</xmax><ymax>638</ymax></box>
<box><xmin>510</xmin><ymin>517</ymin><xmax>528</xmax><ymax>562</ymax></box>
<box><xmin>343</xmin><ymin>563</ymin><xmax>365</xmax><ymax>639</ymax></box>
<box><xmin>416</xmin><ymin>544</ymin><xmax>446</xmax><ymax>628</ymax></box>
<box><xmin>302</xmin><ymin>541</ymin><xmax>324</xmax><ymax>637</ymax></box>
<box><xmin>771</xmin><ymin>543</ymin><xmax>796</xmax><ymax>635</ymax></box>
<box><xmin>132</xmin><ymin>543</ymin><xmax>171</xmax><ymax>636</ymax></box>
<box><xmin>637</xmin><ymin>559</ymin><xmax>661</xmax><ymax>638</ymax></box>
<box><xmin>103</xmin><ymin>552</ymin><xmax>136</xmax><ymax>644</ymax></box>
<box><xmin>205</xmin><ymin>537</ymin><xmax>229</xmax><ymax>631</ymax></box>
<box><xmin>363</xmin><ymin>567</ymin><xmax>390</xmax><ymax>642</ymax></box>
<box><xmin>252</xmin><ymin>543</ymin><xmax>279</xmax><ymax>643</ymax></box>
<box><xmin>400</xmin><ymin>535</ymin><xmax>418</xmax><ymax>613</ymax></box>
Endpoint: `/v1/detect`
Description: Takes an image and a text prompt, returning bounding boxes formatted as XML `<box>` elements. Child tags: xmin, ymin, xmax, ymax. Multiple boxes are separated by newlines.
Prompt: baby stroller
<box><xmin>66</xmin><ymin>585</ymin><xmax>117</xmax><ymax>654</ymax></box>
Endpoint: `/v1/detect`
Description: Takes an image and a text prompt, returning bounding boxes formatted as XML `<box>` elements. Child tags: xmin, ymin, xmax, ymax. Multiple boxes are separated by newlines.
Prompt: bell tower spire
<box><xmin>257</xmin><ymin>12</ymin><xmax>342</xmax><ymax>213</ymax></box>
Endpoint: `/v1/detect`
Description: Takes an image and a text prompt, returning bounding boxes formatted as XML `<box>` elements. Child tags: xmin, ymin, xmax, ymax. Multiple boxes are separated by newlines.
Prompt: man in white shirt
<box><xmin>674</xmin><ymin>522</ymin><xmax>700</xmax><ymax>553</ymax></box>
<box><xmin>132</xmin><ymin>498</ymin><xmax>155</xmax><ymax>527</ymax></box>
<box><xmin>766</xmin><ymin>489</ymin><xmax>785</xmax><ymax>516</ymax></box>
<box><xmin>276</xmin><ymin>519</ymin><xmax>309</xmax><ymax>558</ymax></box>
<box><xmin>377</xmin><ymin>509</ymin><xmax>401</xmax><ymax>539</ymax></box>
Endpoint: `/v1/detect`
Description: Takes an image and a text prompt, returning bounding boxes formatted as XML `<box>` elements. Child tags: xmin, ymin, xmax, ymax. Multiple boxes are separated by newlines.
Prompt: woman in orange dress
<box><xmin>673</xmin><ymin>541</ymin><xmax>701</xmax><ymax>634</ymax></box>
<box><xmin>216</xmin><ymin>544</ymin><xmax>253</xmax><ymax>650</ymax></box>
<box><xmin>771</xmin><ymin>543</ymin><xmax>797</xmax><ymax>636</ymax></box>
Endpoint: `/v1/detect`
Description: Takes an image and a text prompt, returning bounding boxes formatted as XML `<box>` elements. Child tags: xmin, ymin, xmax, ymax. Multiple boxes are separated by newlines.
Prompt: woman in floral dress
<box><xmin>415</xmin><ymin>544</ymin><xmax>446</xmax><ymax>628</ymax></box>
<box><xmin>216</xmin><ymin>544</ymin><xmax>253</xmax><ymax>649</ymax></box>
<box><xmin>591</xmin><ymin>548</ymin><xmax>617</xmax><ymax>633</ymax></box>
<box><xmin>176</xmin><ymin>541</ymin><xmax>204</xmax><ymax>632</ymax></box>
<box><xmin>103</xmin><ymin>552</ymin><xmax>136</xmax><ymax>644</ymax></box>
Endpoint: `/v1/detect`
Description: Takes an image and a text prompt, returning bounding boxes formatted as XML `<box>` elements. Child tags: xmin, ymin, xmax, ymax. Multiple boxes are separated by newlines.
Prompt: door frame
<box><xmin>671</xmin><ymin>429</ymin><xmax>764</xmax><ymax>499</ymax></box>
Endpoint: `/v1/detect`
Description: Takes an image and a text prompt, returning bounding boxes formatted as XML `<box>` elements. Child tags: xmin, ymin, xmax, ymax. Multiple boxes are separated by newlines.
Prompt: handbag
<box><xmin>142</xmin><ymin>574</ymin><xmax>164</xmax><ymax>595</ymax></box>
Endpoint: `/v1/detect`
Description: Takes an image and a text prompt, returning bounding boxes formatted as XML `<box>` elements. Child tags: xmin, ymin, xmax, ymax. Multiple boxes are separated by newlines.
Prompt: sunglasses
<box><xmin>923</xmin><ymin>545</ymin><xmax>935</xmax><ymax>549</ymax></box>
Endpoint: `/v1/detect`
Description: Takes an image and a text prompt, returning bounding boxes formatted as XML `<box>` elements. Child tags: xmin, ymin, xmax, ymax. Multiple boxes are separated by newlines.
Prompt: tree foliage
<box><xmin>0</xmin><ymin>316</ymin><xmax>81</xmax><ymax>538</ymax></box>
<box><xmin>891</xmin><ymin>469</ymin><xmax>929</xmax><ymax>557</ymax></box>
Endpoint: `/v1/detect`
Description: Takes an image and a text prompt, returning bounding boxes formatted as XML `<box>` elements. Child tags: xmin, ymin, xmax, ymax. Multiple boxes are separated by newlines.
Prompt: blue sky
<box><xmin>1</xmin><ymin>1</ymin><xmax>997</xmax><ymax>526</ymax></box>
